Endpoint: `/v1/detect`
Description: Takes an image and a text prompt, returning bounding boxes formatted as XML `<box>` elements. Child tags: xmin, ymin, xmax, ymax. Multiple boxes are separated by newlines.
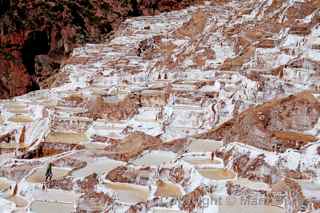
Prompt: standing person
<box><xmin>11</xmin><ymin>183</ymin><xmax>18</xmax><ymax>197</ymax></box>
<box><xmin>211</xmin><ymin>152</ymin><xmax>215</xmax><ymax>161</ymax></box>
<box><xmin>45</xmin><ymin>162</ymin><xmax>53</xmax><ymax>183</ymax></box>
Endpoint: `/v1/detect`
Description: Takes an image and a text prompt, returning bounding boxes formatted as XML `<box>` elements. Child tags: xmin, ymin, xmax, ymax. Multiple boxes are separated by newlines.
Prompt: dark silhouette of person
<box><xmin>45</xmin><ymin>162</ymin><xmax>53</xmax><ymax>182</ymax></box>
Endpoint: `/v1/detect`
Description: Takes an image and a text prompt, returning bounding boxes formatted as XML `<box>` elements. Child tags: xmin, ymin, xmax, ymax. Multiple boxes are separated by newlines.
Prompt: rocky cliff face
<box><xmin>0</xmin><ymin>0</ymin><xmax>201</xmax><ymax>99</ymax></box>
<box><xmin>0</xmin><ymin>0</ymin><xmax>320</xmax><ymax>212</ymax></box>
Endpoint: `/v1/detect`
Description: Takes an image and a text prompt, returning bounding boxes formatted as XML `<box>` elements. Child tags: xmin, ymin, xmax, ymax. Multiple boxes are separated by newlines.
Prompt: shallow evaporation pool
<box><xmin>5</xmin><ymin>106</ymin><xmax>29</xmax><ymax>114</ymax></box>
<box><xmin>83</xmin><ymin>142</ymin><xmax>110</xmax><ymax>151</ymax></box>
<box><xmin>151</xmin><ymin>208</ymin><xmax>187</xmax><ymax>213</ymax></box>
<box><xmin>0</xmin><ymin>197</ymin><xmax>15</xmax><ymax>212</ymax></box>
<box><xmin>72</xmin><ymin>158</ymin><xmax>125</xmax><ymax>178</ymax></box>
<box><xmin>197</xmin><ymin>168</ymin><xmax>236</xmax><ymax>180</ymax></box>
<box><xmin>4</xmin><ymin>103</ymin><xmax>28</xmax><ymax>110</ymax></box>
<box><xmin>26</xmin><ymin>166</ymin><xmax>71</xmax><ymax>183</ymax></box>
<box><xmin>131</xmin><ymin>150</ymin><xmax>177</xmax><ymax>167</ymax></box>
<box><xmin>105</xmin><ymin>181</ymin><xmax>149</xmax><ymax>204</ymax></box>
<box><xmin>218</xmin><ymin>204</ymin><xmax>285</xmax><ymax>213</ymax></box>
<box><xmin>45</xmin><ymin>132</ymin><xmax>88</xmax><ymax>144</ymax></box>
<box><xmin>155</xmin><ymin>180</ymin><xmax>184</xmax><ymax>198</ymax></box>
<box><xmin>30</xmin><ymin>200</ymin><xmax>74</xmax><ymax>213</ymax></box>
<box><xmin>187</xmin><ymin>139</ymin><xmax>223</xmax><ymax>153</ymax></box>
<box><xmin>0</xmin><ymin>177</ymin><xmax>12</xmax><ymax>193</ymax></box>
<box><xmin>297</xmin><ymin>180</ymin><xmax>320</xmax><ymax>200</ymax></box>
<box><xmin>0</xmin><ymin>142</ymin><xmax>28</xmax><ymax>150</ymax></box>
<box><xmin>0</xmin><ymin>153</ymin><xmax>15</xmax><ymax>166</ymax></box>
<box><xmin>31</xmin><ymin>189</ymin><xmax>79</xmax><ymax>204</ymax></box>
<box><xmin>7</xmin><ymin>196</ymin><xmax>28</xmax><ymax>208</ymax></box>
<box><xmin>232</xmin><ymin>178</ymin><xmax>271</xmax><ymax>191</ymax></box>
<box><xmin>8</xmin><ymin>114</ymin><xmax>34</xmax><ymax>123</ymax></box>
<box><xmin>182</xmin><ymin>155</ymin><xmax>222</xmax><ymax>166</ymax></box>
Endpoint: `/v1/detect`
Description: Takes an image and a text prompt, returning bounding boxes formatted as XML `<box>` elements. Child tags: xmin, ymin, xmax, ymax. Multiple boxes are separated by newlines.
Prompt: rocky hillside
<box><xmin>0</xmin><ymin>0</ymin><xmax>201</xmax><ymax>99</ymax></box>
<box><xmin>0</xmin><ymin>0</ymin><xmax>320</xmax><ymax>212</ymax></box>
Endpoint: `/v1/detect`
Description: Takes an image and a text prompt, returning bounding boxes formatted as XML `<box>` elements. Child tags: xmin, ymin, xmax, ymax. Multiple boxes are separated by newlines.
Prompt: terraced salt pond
<box><xmin>5</xmin><ymin>106</ymin><xmax>29</xmax><ymax>114</ymax></box>
<box><xmin>105</xmin><ymin>181</ymin><xmax>149</xmax><ymax>204</ymax></box>
<box><xmin>152</xmin><ymin>208</ymin><xmax>187</xmax><ymax>213</ymax></box>
<box><xmin>4</xmin><ymin>103</ymin><xmax>28</xmax><ymax>111</ymax></box>
<box><xmin>197</xmin><ymin>168</ymin><xmax>236</xmax><ymax>180</ymax></box>
<box><xmin>26</xmin><ymin>166</ymin><xmax>71</xmax><ymax>183</ymax></box>
<box><xmin>0</xmin><ymin>178</ymin><xmax>12</xmax><ymax>193</ymax></box>
<box><xmin>45</xmin><ymin>132</ymin><xmax>88</xmax><ymax>144</ymax></box>
<box><xmin>30</xmin><ymin>189</ymin><xmax>79</xmax><ymax>204</ymax></box>
<box><xmin>30</xmin><ymin>200</ymin><xmax>74</xmax><ymax>213</ymax></box>
<box><xmin>7</xmin><ymin>196</ymin><xmax>28</xmax><ymax>208</ymax></box>
<box><xmin>219</xmin><ymin>205</ymin><xmax>285</xmax><ymax>213</ymax></box>
<box><xmin>182</xmin><ymin>155</ymin><xmax>222</xmax><ymax>166</ymax></box>
<box><xmin>132</xmin><ymin>150</ymin><xmax>177</xmax><ymax>166</ymax></box>
<box><xmin>188</xmin><ymin>139</ymin><xmax>223</xmax><ymax>152</ymax></box>
<box><xmin>155</xmin><ymin>180</ymin><xmax>184</xmax><ymax>198</ymax></box>
<box><xmin>0</xmin><ymin>142</ymin><xmax>28</xmax><ymax>150</ymax></box>
<box><xmin>8</xmin><ymin>114</ymin><xmax>33</xmax><ymax>123</ymax></box>
<box><xmin>72</xmin><ymin>158</ymin><xmax>125</xmax><ymax>178</ymax></box>
<box><xmin>232</xmin><ymin>178</ymin><xmax>271</xmax><ymax>191</ymax></box>
<box><xmin>0</xmin><ymin>197</ymin><xmax>15</xmax><ymax>212</ymax></box>
<box><xmin>298</xmin><ymin>181</ymin><xmax>320</xmax><ymax>200</ymax></box>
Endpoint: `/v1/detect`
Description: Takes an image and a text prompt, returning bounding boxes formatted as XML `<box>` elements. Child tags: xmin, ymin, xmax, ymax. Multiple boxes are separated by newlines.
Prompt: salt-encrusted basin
<box><xmin>30</xmin><ymin>189</ymin><xmax>79</xmax><ymax>203</ymax></box>
<box><xmin>30</xmin><ymin>200</ymin><xmax>74</xmax><ymax>213</ymax></box>
<box><xmin>132</xmin><ymin>150</ymin><xmax>177</xmax><ymax>166</ymax></box>
<box><xmin>197</xmin><ymin>168</ymin><xmax>236</xmax><ymax>180</ymax></box>
<box><xmin>155</xmin><ymin>180</ymin><xmax>183</xmax><ymax>198</ymax></box>
<box><xmin>152</xmin><ymin>208</ymin><xmax>187</xmax><ymax>213</ymax></box>
<box><xmin>105</xmin><ymin>181</ymin><xmax>149</xmax><ymax>204</ymax></box>
<box><xmin>26</xmin><ymin>166</ymin><xmax>71</xmax><ymax>183</ymax></box>
<box><xmin>219</xmin><ymin>204</ymin><xmax>285</xmax><ymax>213</ymax></box>
<box><xmin>4</xmin><ymin>102</ymin><xmax>28</xmax><ymax>110</ymax></box>
<box><xmin>0</xmin><ymin>177</ymin><xmax>12</xmax><ymax>193</ymax></box>
<box><xmin>46</xmin><ymin>132</ymin><xmax>88</xmax><ymax>144</ymax></box>
<box><xmin>187</xmin><ymin>139</ymin><xmax>223</xmax><ymax>153</ymax></box>
<box><xmin>8</xmin><ymin>114</ymin><xmax>33</xmax><ymax>123</ymax></box>
<box><xmin>232</xmin><ymin>178</ymin><xmax>271</xmax><ymax>191</ymax></box>
<box><xmin>72</xmin><ymin>158</ymin><xmax>125</xmax><ymax>178</ymax></box>
<box><xmin>182</xmin><ymin>155</ymin><xmax>222</xmax><ymax>166</ymax></box>
<box><xmin>298</xmin><ymin>180</ymin><xmax>320</xmax><ymax>200</ymax></box>
<box><xmin>8</xmin><ymin>196</ymin><xmax>28</xmax><ymax>208</ymax></box>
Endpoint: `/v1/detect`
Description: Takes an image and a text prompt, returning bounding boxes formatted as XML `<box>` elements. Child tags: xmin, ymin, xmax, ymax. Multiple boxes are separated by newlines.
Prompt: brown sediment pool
<box><xmin>105</xmin><ymin>181</ymin><xmax>149</xmax><ymax>204</ymax></box>
<box><xmin>6</xmin><ymin>106</ymin><xmax>29</xmax><ymax>114</ymax></box>
<box><xmin>132</xmin><ymin>150</ymin><xmax>177</xmax><ymax>167</ymax></box>
<box><xmin>8</xmin><ymin>196</ymin><xmax>28</xmax><ymax>208</ymax></box>
<box><xmin>45</xmin><ymin>132</ymin><xmax>88</xmax><ymax>144</ymax></box>
<box><xmin>0</xmin><ymin>178</ymin><xmax>12</xmax><ymax>193</ymax></box>
<box><xmin>197</xmin><ymin>168</ymin><xmax>236</xmax><ymax>180</ymax></box>
<box><xmin>30</xmin><ymin>200</ymin><xmax>74</xmax><ymax>213</ymax></box>
<box><xmin>26</xmin><ymin>166</ymin><xmax>71</xmax><ymax>183</ymax></box>
<box><xmin>155</xmin><ymin>180</ymin><xmax>183</xmax><ymax>198</ymax></box>
<box><xmin>0</xmin><ymin>142</ymin><xmax>28</xmax><ymax>149</ymax></box>
<box><xmin>8</xmin><ymin>114</ymin><xmax>33</xmax><ymax>123</ymax></box>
